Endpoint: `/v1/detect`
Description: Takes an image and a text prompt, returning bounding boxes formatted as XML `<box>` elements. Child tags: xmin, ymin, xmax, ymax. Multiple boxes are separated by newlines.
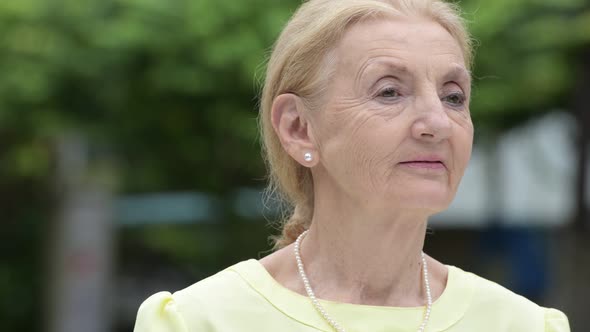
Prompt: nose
<box><xmin>411</xmin><ymin>95</ymin><xmax>452</xmax><ymax>143</ymax></box>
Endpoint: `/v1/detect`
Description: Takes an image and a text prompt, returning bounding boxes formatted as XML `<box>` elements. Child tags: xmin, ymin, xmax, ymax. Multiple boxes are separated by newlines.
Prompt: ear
<box><xmin>271</xmin><ymin>93</ymin><xmax>318</xmax><ymax>167</ymax></box>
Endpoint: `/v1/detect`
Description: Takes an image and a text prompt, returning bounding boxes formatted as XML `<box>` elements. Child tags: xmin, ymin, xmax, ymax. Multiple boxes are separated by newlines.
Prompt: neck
<box><xmin>299</xmin><ymin>196</ymin><xmax>429</xmax><ymax>307</ymax></box>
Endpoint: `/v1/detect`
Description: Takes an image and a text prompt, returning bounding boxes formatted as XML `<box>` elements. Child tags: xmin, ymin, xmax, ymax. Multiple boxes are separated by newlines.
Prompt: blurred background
<box><xmin>0</xmin><ymin>0</ymin><xmax>589</xmax><ymax>331</ymax></box>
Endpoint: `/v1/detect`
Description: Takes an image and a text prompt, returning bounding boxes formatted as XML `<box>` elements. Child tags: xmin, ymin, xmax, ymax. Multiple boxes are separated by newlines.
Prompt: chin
<box><xmin>405</xmin><ymin>198</ymin><xmax>450</xmax><ymax>214</ymax></box>
<box><xmin>388</xmin><ymin>186</ymin><xmax>454</xmax><ymax>214</ymax></box>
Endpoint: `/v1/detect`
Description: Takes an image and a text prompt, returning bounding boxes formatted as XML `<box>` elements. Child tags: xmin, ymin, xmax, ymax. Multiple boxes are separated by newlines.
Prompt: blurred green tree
<box><xmin>463</xmin><ymin>0</ymin><xmax>590</xmax><ymax>128</ymax></box>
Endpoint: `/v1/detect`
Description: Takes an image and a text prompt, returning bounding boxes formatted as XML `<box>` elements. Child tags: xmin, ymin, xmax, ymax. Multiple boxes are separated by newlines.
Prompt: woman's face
<box><xmin>310</xmin><ymin>17</ymin><xmax>473</xmax><ymax>214</ymax></box>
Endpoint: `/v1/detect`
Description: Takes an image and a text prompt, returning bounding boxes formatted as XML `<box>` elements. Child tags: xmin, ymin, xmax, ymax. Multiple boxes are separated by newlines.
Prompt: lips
<box><xmin>398</xmin><ymin>156</ymin><xmax>447</xmax><ymax>170</ymax></box>
<box><xmin>399</xmin><ymin>161</ymin><xmax>445</xmax><ymax>169</ymax></box>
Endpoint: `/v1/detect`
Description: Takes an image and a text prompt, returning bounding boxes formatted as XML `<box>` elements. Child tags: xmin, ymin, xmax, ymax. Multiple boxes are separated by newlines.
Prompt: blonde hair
<box><xmin>259</xmin><ymin>0</ymin><xmax>473</xmax><ymax>249</ymax></box>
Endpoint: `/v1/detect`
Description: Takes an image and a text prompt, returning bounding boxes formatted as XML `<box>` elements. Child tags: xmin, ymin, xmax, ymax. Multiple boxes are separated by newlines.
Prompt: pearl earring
<box><xmin>304</xmin><ymin>152</ymin><xmax>313</xmax><ymax>162</ymax></box>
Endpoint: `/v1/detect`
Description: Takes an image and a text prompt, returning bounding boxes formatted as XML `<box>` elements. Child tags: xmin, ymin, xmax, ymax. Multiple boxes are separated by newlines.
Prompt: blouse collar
<box><xmin>229</xmin><ymin>259</ymin><xmax>475</xmax><ymax>332</ymax></box>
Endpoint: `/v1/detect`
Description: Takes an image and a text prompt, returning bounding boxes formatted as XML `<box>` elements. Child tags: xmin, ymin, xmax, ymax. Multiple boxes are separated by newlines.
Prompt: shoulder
<box><xmin>451</xmin><ymin>266</ymin><xmax>570</xmax><ymax>332</ymax></box>
<box><xmin>133</xmin><ymin>260</ymin><xmax>261</xmax><ymax>332</ymax></box>
<box><xmin>174</xmin><ymin>260</ymin><xmax>253</xmax><ymax>302</ymax></box>
<box><xmin>543</xmin><ymin>308</ymin><xmax>570</xmax><ymax>332</ymax></box>
<box><xmin>134</xmin><ymin>291</ymin><xmax>192</xmax><ymax>332</ymax></box>
<box><xmin>459</xmin><ymin>267</ymin><xmax>539</xmax><ymax>311</ymax></box>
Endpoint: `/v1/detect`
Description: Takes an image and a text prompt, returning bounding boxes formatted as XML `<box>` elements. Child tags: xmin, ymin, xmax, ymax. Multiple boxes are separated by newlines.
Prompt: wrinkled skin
<box><xmin>265</xmin><ymin>17</ymin><xmax>474</xmax><ymax>307</ymax></box>
<box><xmin>308</xmin><ymin>17</ymin><xmax>474</xmax><ymax>216</ymax></box>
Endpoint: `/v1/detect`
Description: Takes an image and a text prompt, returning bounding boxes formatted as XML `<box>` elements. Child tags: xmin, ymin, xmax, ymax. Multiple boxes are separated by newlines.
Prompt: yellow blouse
<box><xmin>134</xmin><ymin>259</ymin><xmax>570</xmax><ymax>332</ymax></box>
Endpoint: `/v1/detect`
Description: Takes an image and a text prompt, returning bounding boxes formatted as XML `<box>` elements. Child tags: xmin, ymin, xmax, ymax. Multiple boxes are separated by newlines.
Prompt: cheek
<box><xmin>327</xmin><ymin>120</ymin><xmax>380</xmax><ymax>171</ymax></box>
<box><xmin>316</xmin><ymin>98</ymin><xmax>409</xmax><ymax>182</ymax></box>
<box><xmin>320</xmin><ymin>115</ymin><xmax>393</xmax><ymax>179</ymax></box>
<box><xmin>452</xmin><ymin>123</ymin><xmax>474</xmax><ymax>174</ymax></box>
<box><xmin>342</xmin><ymin>119</ymin><xmax>408</xmax><ymax>184</ymax></box>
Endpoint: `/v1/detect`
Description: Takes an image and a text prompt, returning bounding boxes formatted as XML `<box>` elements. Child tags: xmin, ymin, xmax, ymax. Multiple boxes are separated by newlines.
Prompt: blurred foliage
<box><xmin>463</xmin><ymin>0</ymin><xmax>590</xmax><ymax>128</ymax></box>
<box><xmin>0</xmin><ymin>0</ymin><xmax>588</xmax><ymax>187</ymax></box>
<box><xmin>0</xmin><ymin>0</ymin><xmax>588</xmax><ymax>331</ymax></box>
<box><xmin>0</xmin><ymin>0</ymin><xmax>299</xmax><ymax>192</ymax></box>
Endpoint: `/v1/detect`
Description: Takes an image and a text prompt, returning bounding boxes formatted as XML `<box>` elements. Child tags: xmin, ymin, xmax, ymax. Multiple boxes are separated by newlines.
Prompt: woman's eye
<box><xmin>378</xmin><ymin>87</ymin><xmax>400</xmax><ymax>98</ymax></box>
<box><xmin>443</xmin><ymin>92</ymin><xmax>466</xmax><ymax>107</ymax></box>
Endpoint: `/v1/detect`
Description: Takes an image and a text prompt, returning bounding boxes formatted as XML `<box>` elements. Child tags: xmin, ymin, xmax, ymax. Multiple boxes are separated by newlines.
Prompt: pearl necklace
<box><xmin>294</xmin><ymin>230</ymin><xmax>433</xmax><ymax>332</ymax></box>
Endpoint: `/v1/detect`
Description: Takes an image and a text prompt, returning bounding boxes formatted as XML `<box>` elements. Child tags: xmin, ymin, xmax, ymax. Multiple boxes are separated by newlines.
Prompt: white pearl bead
<box><xmin>295</xmin><ymin>230</ymin><xmax>431</xmax><ymax>332</ymax></box>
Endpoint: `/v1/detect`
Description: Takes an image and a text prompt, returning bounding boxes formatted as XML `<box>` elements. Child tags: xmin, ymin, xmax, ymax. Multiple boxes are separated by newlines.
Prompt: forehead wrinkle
<box><xmin>352</xmin><ymin>54</ymin><xmax>410</xmax><ymax>91</ymax></box>
<box><xmin>333</xmin><ymin>19</ymin><xmax>469</xmax><ymax>97</ymax></box>
<box><xmin>353</xmin><ymin>46</ymin><xmax>462</xmax><ymax>82</ymax></box>
<box><xmin>338</xmin><ymin>29</ymin><xmax>410</xmax><ymax>66</ymax></box>
<box><xmin>341</xmin><ymin>23</ymin><xmax>413</xmax><ymax>49</ymax></box>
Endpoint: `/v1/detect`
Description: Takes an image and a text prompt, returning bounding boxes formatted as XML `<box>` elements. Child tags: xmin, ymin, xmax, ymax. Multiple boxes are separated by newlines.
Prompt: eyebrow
<box><xmin>355</xmin><ymin>58</ymin><xmax>410</xmax><ymax>88</ymax></box>
<box><xmin>358</xmin><ymin>58</ymin><xmax>409</xmax><ymax>79</ymax></box>
<box><xmin>443</xmin><ymin>64</ymin><xmax>472</xmax><ymax>87</ymax></box>
<box><xmin>355</xmin><ymin>59</ymin><xmax>472</xmax><ymax>91</ymax></box>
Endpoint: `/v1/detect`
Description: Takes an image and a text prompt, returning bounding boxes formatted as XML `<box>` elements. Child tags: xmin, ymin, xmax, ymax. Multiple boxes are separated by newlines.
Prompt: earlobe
<box><xmin>270</xmin><ymin>93</ymin><xmax>318</xmax><ymax>166</ymax></box>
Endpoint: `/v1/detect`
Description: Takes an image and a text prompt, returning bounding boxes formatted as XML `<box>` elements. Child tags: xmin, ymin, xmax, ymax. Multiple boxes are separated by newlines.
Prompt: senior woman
<box><xmin>134</xmin><ymin>0</ymin><xmax>570</xmax><ymax>331</ymax></box>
